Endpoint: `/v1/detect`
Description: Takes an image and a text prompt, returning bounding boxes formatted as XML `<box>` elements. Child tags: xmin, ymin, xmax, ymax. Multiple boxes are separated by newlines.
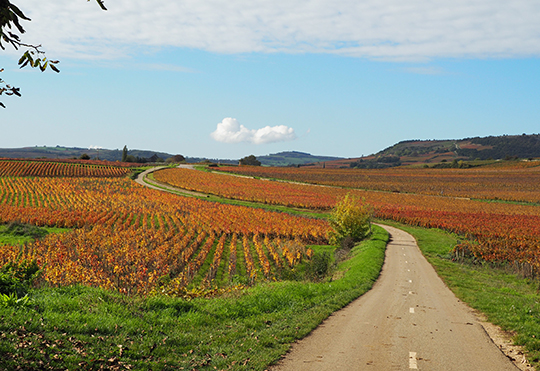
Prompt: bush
<box><xmin>239</xmin><ymin>155</ymin><xmax>261</xmax><ymax>166</ymax></box>
<box><xmin>4</xmin><ymin>222</ymin><xmax>48</xmax><ymax>240</ymax></box>
<box><xmin>0</xmin><ymin>259</ymin><xmax>41</xmax><ymax>297</ymax></box>
<box><xmin>328</xmin><ymin>194</ymin><xmax>372</xmax><ymax>246</ymax></box>
<box><xmin>305</xmin><ymin>251</ymin><xmax>333</xmax><ymax>281</ymax></box>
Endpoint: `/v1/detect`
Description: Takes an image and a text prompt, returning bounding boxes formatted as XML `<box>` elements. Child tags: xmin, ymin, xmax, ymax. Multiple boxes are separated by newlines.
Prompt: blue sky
<box><xmin>1</xmin><ymin>0</ymin><xmax>539</xmax><ymax>159</ymax></box>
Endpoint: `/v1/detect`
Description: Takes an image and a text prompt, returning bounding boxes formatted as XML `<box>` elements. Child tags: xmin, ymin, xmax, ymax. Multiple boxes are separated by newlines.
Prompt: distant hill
<box><xmin>0</xmin><ymin>146</ymin><xmax>334</xmax><ymax>166</ymax></box>
<box><xmin>0</xmin><ymin>146</ymin><xmax>176</xmax><ymax>163</ymax></box>
<box><xmin>257</xmin><ymin>151</ymin><xmax>343</xmax><ymax>166</ymax></box>
<box><xmin>310</xmin><ymin>134</ymin><xmax>540</xmax><ymax>169</ymax></box>
<box><xmin>377</xmin><ymin>134</ymin><xmax>540</xmax><ymax>163</ymax></box>
<box><xmin>3</xmin><ymin>134</ymin><xmax>538</xmax><ymax>168</ymax></box>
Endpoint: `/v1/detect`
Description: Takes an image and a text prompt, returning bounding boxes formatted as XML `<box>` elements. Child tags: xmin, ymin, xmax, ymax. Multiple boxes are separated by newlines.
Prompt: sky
<box><xmin>1</xmin><ymin>0</ymin><xmax>539</xmax><ymax>160</ymax></box>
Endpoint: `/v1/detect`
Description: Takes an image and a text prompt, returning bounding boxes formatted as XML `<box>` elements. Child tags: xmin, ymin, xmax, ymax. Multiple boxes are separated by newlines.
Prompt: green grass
<box><xmin>472</xmin><ymin>198</ymin><xmax>540</xmax><ymax>207</ymax></box>
<box><xmin>0</xmin><ymin>223</ymin><xmax>69</xmax><ymax>246</ymax></box>
<box><xmin>379</xmin><ymin>220</ymin><xmax>540</xmax><ymax>368</ymax></box>
<box><xmin>0</xmin><ymin>226</ymin><xmax>388</xmax><ymax>370</ymax></box>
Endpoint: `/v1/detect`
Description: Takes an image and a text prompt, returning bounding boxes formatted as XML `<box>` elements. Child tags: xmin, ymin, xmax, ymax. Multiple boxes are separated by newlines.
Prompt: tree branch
<box><xmin>1</xmin><ymin>0</ymin><xmax>107</xmax><ymax>107</ymax></box>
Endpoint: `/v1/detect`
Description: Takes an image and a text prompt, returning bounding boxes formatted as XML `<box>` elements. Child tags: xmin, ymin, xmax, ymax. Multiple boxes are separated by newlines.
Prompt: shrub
<box><xmin>0</xmin><ymin>259</ymin><xmax>41</xmax><ymax>297</ymax></box>
<box><xmin>239</xmin><ymin>155</ymin><xmax>261</xmax><ymax>166</ymax></box>
<box><xmin>305</xmin><ymin>251</ymin><xmax>333</xmax><ymax>281</ymax></box>
<box><xmin>328</xmin><ymin>194</ymin><xmax>373</xmax><ymax>246</ymax></box>
<box><xmin>5</xmin><ymin>222</ymin><xmax>48</xmax><ymax>240</ymax></box>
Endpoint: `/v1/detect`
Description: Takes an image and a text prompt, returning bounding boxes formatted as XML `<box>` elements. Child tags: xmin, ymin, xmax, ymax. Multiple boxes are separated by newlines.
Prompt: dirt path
<box><xmin>134</xmin><ymin>166</ymin><xmax>209</xmax><ymax>197</ymax></box>
<box><xmin>271</xmin><ymin>224</ymin><xmax>529</xmax><ymax>371</ymax></box>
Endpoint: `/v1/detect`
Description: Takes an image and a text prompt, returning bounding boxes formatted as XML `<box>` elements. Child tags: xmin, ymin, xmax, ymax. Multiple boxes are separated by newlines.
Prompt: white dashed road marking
<box><xmin>409</xmin><ymin>352</ymin><xmax>418</xmax><ymax>369</ymax></box>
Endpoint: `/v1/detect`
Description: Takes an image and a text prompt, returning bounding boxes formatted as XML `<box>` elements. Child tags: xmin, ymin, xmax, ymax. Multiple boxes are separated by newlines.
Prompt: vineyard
<box><xmin>153</xmin><ymin>167</ymin><xmax>339</xmax><ymax>209</ymax></box>
<box><xmin>217</xmin><ymin>163</ymin><xmax>540</xmax><ymax>204</ymax></box>
<box><xmin>0</xmin><ymin>159</ymin><xmax>131</xmax><ymax>177</ymax></box>
<box><xmin>0</xmin><ymin>164</ymin><xmax>328</xmax><ymax>295</ymax></box>
<box><xmin>3</xmin><ymin>158</ymin><xmax>540</xmax><ymax>295</ymax></box>
<box><xmin>155</xmin><ymin>166</ymin><xmax>540</xmax><ymax>278</ymax></box>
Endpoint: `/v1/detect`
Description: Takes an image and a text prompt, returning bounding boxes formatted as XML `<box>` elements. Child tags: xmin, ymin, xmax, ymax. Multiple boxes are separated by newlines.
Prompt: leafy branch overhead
<box><xmin>0</xmin><ymin>68</ymin><xmax>19</xmax><ymax>108</ymax></box>
<box><xmin>0</xmin><ymin>0</ymin><xmax>106</xmax><ymax>107</ymax></box>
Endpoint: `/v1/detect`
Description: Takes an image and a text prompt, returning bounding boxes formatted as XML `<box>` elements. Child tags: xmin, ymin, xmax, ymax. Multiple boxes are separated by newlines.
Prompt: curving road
<box><xmin>134</xmin><ymin>166</ymin><xmax>209</xmax><ymax>197</ymax></box>
<box><xmin>271</xmin><ymin>224</ymin><xmax>522</xmax><ymax>371</ymax></box>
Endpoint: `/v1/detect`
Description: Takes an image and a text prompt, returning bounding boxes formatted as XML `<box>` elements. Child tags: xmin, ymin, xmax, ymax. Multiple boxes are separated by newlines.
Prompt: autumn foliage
<box><xmin>328</xmin><ymin>194</ymin><xmax>372</xmax><ymax>246</ymax></box>
<box><xmin>158</xmin><ymin>165</ymin><xmax>540</xmax><ymax>277</ymax></box>
<box><xmin>0</xmin><ymin>159</ymin><xmax>130</xmax><ymax>177</ymax></box>
<box><xmin>217</xmin><ymin>163</ymin><xmax>540</xmax><ymax>204</ymax></box>
<box><xmin>4</xmin><ymin>158</ymin><xmax>540</xmax><ymax>294</ymax></box>
<box><xmin>0</xmin><ymin>163</ymin><xmax>327</xmax><ymax>295</ymax></box>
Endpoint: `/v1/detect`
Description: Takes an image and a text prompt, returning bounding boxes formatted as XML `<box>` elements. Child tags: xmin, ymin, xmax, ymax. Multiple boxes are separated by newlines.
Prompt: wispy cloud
<box><xmin>211</xmin><ymin>118</ymin><xmax>297</xmax><ymax>144</ymax></box>
<box><xmin>16</xmin><ymin>0</ymin><xmax>540</xmax><ymax>61</ymax></box>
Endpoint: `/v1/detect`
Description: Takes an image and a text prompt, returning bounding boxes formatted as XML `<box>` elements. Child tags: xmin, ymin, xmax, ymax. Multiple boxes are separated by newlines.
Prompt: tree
<box><xmin>239</xmin><ymin>155</ymin><xmax>261</xmax><ymax>166</ymax></box>
<box><xmin>0</xmin><ymin>0</ymin><xmax>107</xmax><ymax>108</ymax></box>
<box><xmin>121</xmin><ymin>145</ymin><xmax>128</xmax><ymax>162</ymax></box>
<box><xmin>166</xmin><ymin>154</ymin><xmax>186</xmax><ymax>164</ymax></box>
<box><xmin>327</xmin><ymin>194</ymin><xmax>372</xmax><ymax>247</ymax></box>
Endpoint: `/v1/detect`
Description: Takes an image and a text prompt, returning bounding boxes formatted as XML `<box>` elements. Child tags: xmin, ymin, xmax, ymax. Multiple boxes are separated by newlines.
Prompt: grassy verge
<box><xmin>0</xmin><ymin>226</ymin><xmax>388</xmax><ymax>370</ymax></box>
<box><xmin>379</xmin><ymin>220</ymin><xmax>540</xmax><ymax>369</ymax></box>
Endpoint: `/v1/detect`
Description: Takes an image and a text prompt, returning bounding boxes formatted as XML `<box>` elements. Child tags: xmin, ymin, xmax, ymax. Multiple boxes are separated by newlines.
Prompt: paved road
<box><xmin>272</xmin><ymin>224</ymin><xmax>519</xmax><ymax>371</ymax></box>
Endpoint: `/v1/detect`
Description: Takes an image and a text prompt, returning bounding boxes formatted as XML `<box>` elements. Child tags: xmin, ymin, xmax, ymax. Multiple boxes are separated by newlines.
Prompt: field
<box><xmin>155</xmin><ymin>166</ymin><xmax>540</xmax><ymax>278</ymax></box>
<box><xmin>217</xmin><ymin>162</ymin><xmax>540</xmax><ymax>203</ymax></box>
<box><xmin>0</xmin><ymin>159</ymin><xmax>388</xmax><ymax>369</ymax></box>
<box><xmin>0</xmin><ymin>158</ymin><xmax>135</xmax><ymax>177</ymax></box>
<box><xmin>3</xmin><ymin>159</ymin><xmax>540</xmax><ymax>369</ymax></box>
<box><xmin>0</xmin><ymin>161</ymin><xmax>329</xmax><ymax>296</ymax></box>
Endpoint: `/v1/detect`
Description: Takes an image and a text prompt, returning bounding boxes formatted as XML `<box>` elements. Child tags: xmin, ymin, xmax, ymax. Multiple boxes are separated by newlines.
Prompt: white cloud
<box><xmin>12</xmin><ymin>0</ymin><xmax>540</xmax><ymax>61</ymax></box>
<box><xmin>211</xmin><ymin>118</ymin><xmax>297</xmax><ymax>144</ymax></box>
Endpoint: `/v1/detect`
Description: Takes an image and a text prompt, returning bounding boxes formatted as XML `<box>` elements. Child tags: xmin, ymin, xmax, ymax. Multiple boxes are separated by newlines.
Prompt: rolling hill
<box><xmin>313</xmin><ymin>134</ymin><xmax>540</xmax><ymax>169</ymax></box>
<box><xmin>2</xmin><ymin>134</ymin><xmax>539</xmax><ymax>168</ymax></box>
<box><xmin>257</xmin><ymin>151</ymin><xmax>343</xmax><ymax>166</ymax></box>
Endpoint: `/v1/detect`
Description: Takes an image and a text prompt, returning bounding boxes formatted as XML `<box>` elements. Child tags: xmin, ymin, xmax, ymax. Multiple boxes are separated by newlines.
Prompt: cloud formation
<box><xmin>211</xmin><ymin>118</ymin><xmax>297</xmax><ymax>144</ymax></box>
<box><xmin>14</xmin><ymin>0</ymin><xmax>540</xmax><ymax>61</ymax></box>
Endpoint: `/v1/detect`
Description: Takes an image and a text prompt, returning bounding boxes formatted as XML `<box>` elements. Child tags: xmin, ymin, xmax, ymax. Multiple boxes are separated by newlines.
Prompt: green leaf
<box><xmin>50</xmin><ymin>64</ymin><xmax>60</xmax><ymax>73</ymax></box>
<box><xmin>8</xmin><ymin>4</ymin><xmax>31</xmax><ymax>21</ymax></box>
<box><xmin>95</xmin><ymin>0</ymin><xmax>108</xmax><ymax>10</ymax></box>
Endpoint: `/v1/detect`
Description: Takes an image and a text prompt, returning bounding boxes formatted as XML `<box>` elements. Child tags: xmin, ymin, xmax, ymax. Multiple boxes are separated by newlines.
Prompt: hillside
<box><xmin>2</xmin><ymin>134</ymin><xmax>538</xmax><ymax>168</ymax></box>
<box><xmin>257</xmin><ymin>151</ymin><xmax>343</xmax><ymax>166</ymax></box>
<box><xmin>0</xmin><ymin>146</ymin><xmax>175</xmax><ymax>163</ymax></box>
<box><xmin>378</xmin><ymin>134</ymin><xmax>540</xmax><ymax>161</ymax></box>
<box><xmin>314</xmin><ymin>134</ymin><xmax>540</xmax><ymax>169</ymax></box>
